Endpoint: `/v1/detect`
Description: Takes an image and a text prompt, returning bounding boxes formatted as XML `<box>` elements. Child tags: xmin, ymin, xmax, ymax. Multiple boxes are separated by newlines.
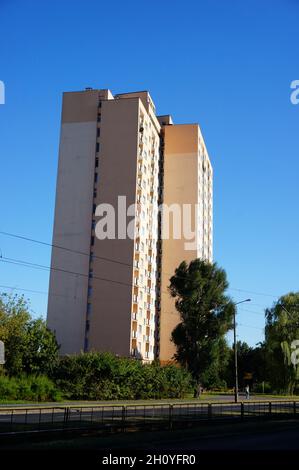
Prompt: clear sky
<box><xmin>0</xmin><ymin>0</ymin><xmax>298</xmax><ymax>347</ymax></box>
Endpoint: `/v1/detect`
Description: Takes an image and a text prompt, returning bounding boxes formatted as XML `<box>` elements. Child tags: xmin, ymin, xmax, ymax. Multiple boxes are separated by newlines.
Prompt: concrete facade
<box><xmin>158</xmin><ymin>124</ymin><xmax>213</xmax><ymax>362</ymax></box>
<box><xmin>47</xmin><ymin>88</ymin><xmax>213</xmax><ymax>362</ymax></box>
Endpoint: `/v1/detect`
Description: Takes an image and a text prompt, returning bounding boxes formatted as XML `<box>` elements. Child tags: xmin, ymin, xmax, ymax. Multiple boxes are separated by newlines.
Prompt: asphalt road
<box><xmin>158</xmin><ymin>424</ymin><xmax>299</xmax><ymax>450</ymax></box>
<box><xmin>0</xmin><ymin>400</ymin><xmax>297</xmax><ymax>429</ymax></box>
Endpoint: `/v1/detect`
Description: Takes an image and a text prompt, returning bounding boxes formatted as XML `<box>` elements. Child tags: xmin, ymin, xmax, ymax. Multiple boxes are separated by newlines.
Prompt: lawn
<box><xmin>1</xmin><ymin>393</ymin><xmax>299</xmax><ymax>407</ymax></box>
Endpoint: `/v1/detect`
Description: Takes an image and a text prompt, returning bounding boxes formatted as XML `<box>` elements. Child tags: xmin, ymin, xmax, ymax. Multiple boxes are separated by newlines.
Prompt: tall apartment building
<box><xmin>47</xmin><ymin>88</ymin><xmax>213</xmax><ymax>363</ymax></box>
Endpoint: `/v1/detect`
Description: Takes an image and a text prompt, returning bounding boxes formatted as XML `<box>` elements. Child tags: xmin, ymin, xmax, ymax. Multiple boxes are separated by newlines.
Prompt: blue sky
<box><xmin>0</xmin><ymin>0</ymin><xmax>298</xmax><ymax>347</ymax></box>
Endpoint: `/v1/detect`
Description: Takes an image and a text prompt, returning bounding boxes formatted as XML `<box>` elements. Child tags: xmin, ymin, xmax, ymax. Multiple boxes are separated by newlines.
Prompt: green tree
<box><xmin>0</xmin><ymin>293</ymin><xmax>59</xmax><ymax>376</ymax></box>
<box><xmin>201</xmin><ymin>336</ymin><xmax>231</xmax><ymax>390</ymax></box>
<box><xmin>0</xmin><ymin>293</ymin><xmax>30</xmax><ymax>375</ymax></box>
<box><xmin>217</xmin><ymin>340</ymin><xmax>270</xmax><ymax>393</ymax></box>
<box><xmin>22</xmin><ymin>318</ymin><xmax>59</xmax><ymax>376</ymax></box>
<box><xmin>169</xmin><ymin>259</ymin><xmax>235</xmax><ymax>393</ymax></box>
<box><xmin>265</xmin><ymin>292</ymin><xmax>299</xmax><ymax>394</ymax></box>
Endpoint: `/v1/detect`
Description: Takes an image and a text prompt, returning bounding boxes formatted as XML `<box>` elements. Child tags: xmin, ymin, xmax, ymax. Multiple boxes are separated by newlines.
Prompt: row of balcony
<box><xmin>131</xmin><ymin>349</ymin><xmax>151</xmax><ymax>359</ymax></box>
<box><xmin>132</xmin><ymin>314</ymin><xmax>152</xmax><ymax>326</ymax></box>
<box><xmin>131</xmin><ymin>331</ymin><xmax>151</xmax><ymax>342</ymax></box>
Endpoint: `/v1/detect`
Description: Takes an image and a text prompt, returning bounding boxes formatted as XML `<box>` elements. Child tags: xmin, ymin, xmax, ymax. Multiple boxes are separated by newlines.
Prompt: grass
<box><xmin>0</xmin><ymin>400</ymin><xmax>46</xmax><ymax>405</ymax></box>
<box><xmin>1</xmin><ymin>393</ymin><xmax>299</xmax><ymax>407</ymax></box>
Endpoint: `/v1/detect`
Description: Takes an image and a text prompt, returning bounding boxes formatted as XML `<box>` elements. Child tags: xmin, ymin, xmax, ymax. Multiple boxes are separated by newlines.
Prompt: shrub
<box><xmin>51</xmin><ymin>352</ymin><xmax>193</xmax><ymax>400</ymax></box>
<box><xmin>0</xmin><ymin>375</ymin><xmax>61</xmax><ymax>401</ymax></box>
<box><xmin>0</xmin><ymin>376</ymin><xmax>18</xmax><ymax>399</ymax></box>
<box><xmin>252</xmin><ymin>381</ymin><xmax>272</xmax><ymax>394</ymax></box>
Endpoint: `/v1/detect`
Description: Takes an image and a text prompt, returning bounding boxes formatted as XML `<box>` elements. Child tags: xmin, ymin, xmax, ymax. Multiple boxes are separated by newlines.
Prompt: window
<box><xmin>93</xmin><ymin>203</ymin><xmax>96</xmax><ymax>213</ymax></box>
<box><xmin>87</xmin><ymin>303</ymin><xmax>92</xmax><ymax>315</ymax></box>
<box><xmin>96</xmin><ymin>142</ymin><xmax>100</xmax><ymax>153</ymax></box>
<box><xmin>91</xmin><ymin>235</ymin><xmax>95</xmax><ymax>246</ymax></box>
<box><xmin>88</xmin><ymin>286</ymin><xmax>93</xmax><ymax>297</ymax></box>
<box><xmin>95</xmin><ymin>157</ymin><xmax>99</xmax><ymax>168</ymax></box>
<box><xmin>97</xmin><ymin>128</ymin><xmax>100</xmax><ymax>138</ymax></box>
<box><xmin>85</xmin><ymin>320</ymin><xmax>90</xmax><ymax>332</ymax></box>
<box><xmin>97</xmin><ymin>114</ymin><xmax>101</xmax><ymax>122</ymax></box>
<box><xmin>94</xmin><ymin>173</ymin><xmax>98</xmax><ymax>183</ymax></box>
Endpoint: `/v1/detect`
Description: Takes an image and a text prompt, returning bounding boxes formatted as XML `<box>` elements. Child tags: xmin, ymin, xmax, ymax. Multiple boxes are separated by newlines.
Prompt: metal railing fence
<box><xmin>0</xmin><ymin>400</ymin><xmax>297</xmax><ymax>436</ymax></box>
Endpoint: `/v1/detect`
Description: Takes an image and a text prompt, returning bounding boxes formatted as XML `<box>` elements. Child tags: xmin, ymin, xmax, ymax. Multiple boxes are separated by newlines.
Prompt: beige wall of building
<box><xmin>88</xmin><ymin>97</ymin><xmax>139</xmax><ymax>356</ymax></box>
<box><xmin>158</xmin><ymin>124</ymin><xmax>213</xmax><ymax>363</ymax></box>
<box><xmin>47</xmin><ymin>90</ymin><xmax>100</xmax><ymax>354</ymax></box>
<box><xmin>87</xmin><ymin>93</ymin><xmax>161</xmax><ymax>360</ymax></box>
<box><xmin>47</xmin><ymin>88</ymin><xmax>213</xmax><ymax>362</ymax></box>
<box><xmin>159</xmin><ymin>125</ymin><xmax>199</xmax><ymax>362</ymax></box>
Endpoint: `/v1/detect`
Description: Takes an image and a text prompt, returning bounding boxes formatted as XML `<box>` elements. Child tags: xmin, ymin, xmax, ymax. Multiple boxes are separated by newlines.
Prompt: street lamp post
<box><xmin>233</xmin><ymin>299</ymin><xmax>251</xmax><ymax>403</ymax></box>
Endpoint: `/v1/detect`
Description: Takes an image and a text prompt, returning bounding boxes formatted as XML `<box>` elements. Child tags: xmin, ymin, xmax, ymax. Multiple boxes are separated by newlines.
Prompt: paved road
<box><xmin>161</xmin><ymin>425</ymin><xmax>299</xmax><ymax>450</ymax></box>
<box><xmin>0</xmin><ymin>400</ymin><xmax>297</xmax><ymax>430</ymax></box>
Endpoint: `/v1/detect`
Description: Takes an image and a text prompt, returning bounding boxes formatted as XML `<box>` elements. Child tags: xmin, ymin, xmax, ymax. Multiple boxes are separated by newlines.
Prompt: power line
<box><xmin>248</xmin><ymin>302</ymin><xmax>275</xmax><ymax>308</ymax></box>
<box><xmin>0</xmin><ymin>256</ymin><xmax>166</xmax><ymax>299</ymax></box>
<box><xmin>0</xmin><ymin>284</ymin><xmax>68</xmax><ymax>298</ymax></box>
<box><xmin>0</xmin><ymin>230</ymin><xmax>133</xmax><ymax>268</ymax></box>
<box><xmin>237</xmin><ymin>307</ymin><xmax>265</xmax><ymax>316</ymax></box>
<box><xmin>0</xmin><ymin>258</ymin><xmax>49</xmax><ymax>272</ymax></box>
<box><xmin>0</xmin><ymin>254</ymin><xmax>257</xmax><ymax>309</ymax></box>
<box><xmin>238</xmin><ymin>323</ymin><xmax>265</xmax><ymax>331</ymax></box>
<box><xmin>228</xmin><ymin>287</ymin><xmax>279</xmax><ymax>299</ymax></box>
<box><xmin>0</xmin><ymin>283</ymin><xmax>265</xmax><ymax>332</ymax></box>
<box><xmin>0</xmin><ymin>250</ymin><xmax>280</xmax><ymax>310</ymax></box>
<box><xmin>0</xmin><ymin>230</ymin><xmax>282</xmax><ymax>299</ymax></box>
<box><xmin>0</xmin><ymin>229</ymin><xmax>289</xmax><ymax>312</ymax></box>
<box><xmin>0</xmin><ymin>283</ymin><xmax>268</xmax><ymax>332</ymax></box>
<box><xmin>0</xmin><ymin>282</ymin><xmax>264</xmax><ymax>333</ymax></box>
